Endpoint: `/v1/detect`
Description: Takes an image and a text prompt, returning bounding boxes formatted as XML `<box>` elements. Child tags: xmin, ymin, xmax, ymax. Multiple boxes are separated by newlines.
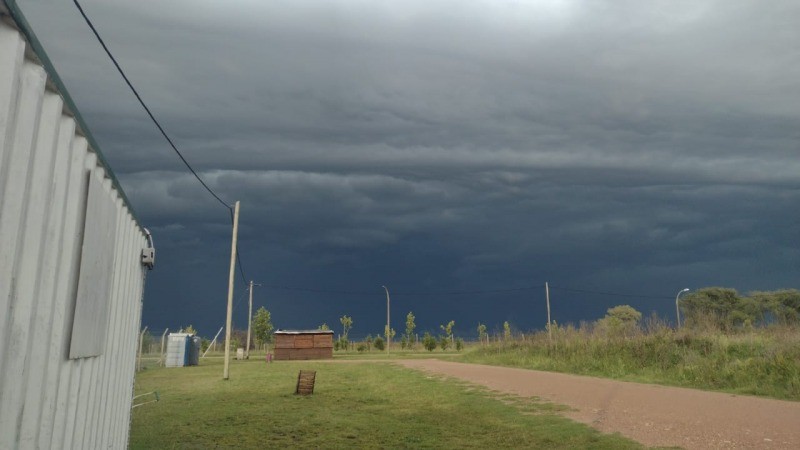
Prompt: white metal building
<box><xmin>0</xmin><ymin>1</ymin><xmax>153</xmax><ymax>448</ymax></box>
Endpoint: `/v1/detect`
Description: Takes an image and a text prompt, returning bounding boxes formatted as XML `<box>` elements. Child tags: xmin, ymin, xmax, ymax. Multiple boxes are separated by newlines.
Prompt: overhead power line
<box><xmin>255</xmin><ymin>284</ymin><xmax>544</xmax><ymax>296</ymax></box>
<box><xmin>73</xmin><ymin>0</ymin><xmax>250</xmax><ymax>284</ymax></box>
<box><xmin>548</xmin><ymin>285</ymin><xmax>673</xmax><ymax>300</ymax></box>
<box><xmin>258</xmin><ymin>283</ymin><xmax>676</xmax><ymax>300</ymax></box>
<box><xmin>72</xmin><ymin>0</ymin><xmax>230</xmax><ymax>210</ymax></box>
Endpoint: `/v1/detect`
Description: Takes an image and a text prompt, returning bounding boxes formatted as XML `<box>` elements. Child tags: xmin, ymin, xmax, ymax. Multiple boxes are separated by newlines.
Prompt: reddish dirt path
<box><xmin>397</xmin><ymin>359</ymin><xmax>800</xmax><ymax>449</ymax></box>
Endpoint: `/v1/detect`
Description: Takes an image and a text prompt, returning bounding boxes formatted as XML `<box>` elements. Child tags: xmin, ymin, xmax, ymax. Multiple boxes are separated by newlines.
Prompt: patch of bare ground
<box><xmin>397</xmin><ymin>359</ymin><xmax>800</xmax><ymax>449</ymax></box>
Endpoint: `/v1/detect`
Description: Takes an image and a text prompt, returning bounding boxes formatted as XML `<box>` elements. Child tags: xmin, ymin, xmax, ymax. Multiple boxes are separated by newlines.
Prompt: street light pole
<box><xmin>245</xmin><ymin>281</ymin><xmax>261</xmax><ymax>359</ymax></box>
<box><xmin>676</xmin><ymin>288</ymin><xmax>690</xmax><ymax>328</ymax></box>
<box><xmin>382</xmin><ymin>285</ymin><xmax>390</xmax><ymax>353</ymax></box>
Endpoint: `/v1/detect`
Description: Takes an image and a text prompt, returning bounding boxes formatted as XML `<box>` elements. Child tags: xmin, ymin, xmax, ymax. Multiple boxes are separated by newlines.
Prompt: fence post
<box><xmin>137</xmin><ymin>326</ymin><xmax>148</xmax><ymax>372</ymax></box>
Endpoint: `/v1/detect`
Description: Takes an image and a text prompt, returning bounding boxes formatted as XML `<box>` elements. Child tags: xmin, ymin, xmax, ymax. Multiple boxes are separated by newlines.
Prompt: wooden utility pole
<box><xmin>223</xmin><ymin>201</ymin><xmax>240</xmax><ymax>380</ymax></box>
<box><xmin>545</xmin><ymin>282</ymin><xmax>552</xmax><ymax>342</ymax></box>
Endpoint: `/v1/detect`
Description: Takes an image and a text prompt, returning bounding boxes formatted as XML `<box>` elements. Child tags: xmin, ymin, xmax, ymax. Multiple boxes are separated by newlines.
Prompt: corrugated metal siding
<box><xmin>0</xmin><ymin>6</ymin><xmax>148</xmax><ymax>449</ymax></box>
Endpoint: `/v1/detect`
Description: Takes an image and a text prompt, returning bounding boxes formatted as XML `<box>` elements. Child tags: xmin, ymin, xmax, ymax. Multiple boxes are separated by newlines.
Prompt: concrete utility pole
<box><xmin>676</xmin><ymin>288</ymin><xmax>690</xmax><ymax>328</ymax></box>
<box><xmin>245</xmin><ymin>281</ymin><xmax>261</xmax><ymax>359</ymax></box>
<box><xmin>223</xmin><ymin>201</ymin><xmax>240</xmax><ymax>380</ymax></box>
<box><xmin>382</xmin><ymin>285</ymin><xmax>391</xmax><ymax>353</ymax></box>
<box><xmin>545</xmin><ymin>282</ymin><xmax>552</xmax><ymax>342</ymax></box>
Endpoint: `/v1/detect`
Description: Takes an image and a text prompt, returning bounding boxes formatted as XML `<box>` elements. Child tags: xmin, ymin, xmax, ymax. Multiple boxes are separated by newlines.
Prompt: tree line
<box><xmin>141</xmin><ymin>286</ymin><xmax>799</xmax><ymax>353</ymax></box>
<box><xmin>681</xmin><ymin>287</ymin><xmax>800</xmax><ymax>330</ymax></box>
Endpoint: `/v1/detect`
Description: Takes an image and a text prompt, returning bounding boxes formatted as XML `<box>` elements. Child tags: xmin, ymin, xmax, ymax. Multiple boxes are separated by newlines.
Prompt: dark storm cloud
<box><xmin>20</xmin><ymin>0</ymin><xmax>800</xmax><ymax>335</ymax></box>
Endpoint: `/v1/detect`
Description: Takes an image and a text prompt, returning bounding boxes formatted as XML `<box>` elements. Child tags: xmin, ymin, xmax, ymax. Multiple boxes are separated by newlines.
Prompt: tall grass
<box><xmin>461</xmin><ymin>321</ymin><xmax>800</xmax><ymax>400</ymax></box>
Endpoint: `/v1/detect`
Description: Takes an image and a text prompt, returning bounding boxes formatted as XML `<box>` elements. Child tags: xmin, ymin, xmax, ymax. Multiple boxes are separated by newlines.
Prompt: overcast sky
<box><xmin>20</xmin><ymin>0</ymin><xmax>800</xmax><ymax>338</ymax></box>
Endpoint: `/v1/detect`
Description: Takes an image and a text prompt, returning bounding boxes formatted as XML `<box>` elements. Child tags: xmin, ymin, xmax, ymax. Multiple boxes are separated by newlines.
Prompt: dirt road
<box><xmin>397</xmin><ymin>359</ymin><xmax>800</xmax><ymax>449</ymax></box>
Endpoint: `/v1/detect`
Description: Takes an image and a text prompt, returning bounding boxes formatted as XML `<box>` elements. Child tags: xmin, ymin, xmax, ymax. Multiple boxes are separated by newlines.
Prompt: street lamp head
<box><xmin>682</xmin><ymin>288</ymin><xmax>690</xmax><ymax>293</ymax></box>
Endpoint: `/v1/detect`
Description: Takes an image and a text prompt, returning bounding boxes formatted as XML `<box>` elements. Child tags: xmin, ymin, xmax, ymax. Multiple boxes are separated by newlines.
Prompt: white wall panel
<box><xmin>0</xmin><ymin>5</ymin><xmax>150</xmax><ymax>449</ymax></box>
<box><xmin>70</xmin><ymin>169</ymin><xmax>119</xmax><ymax>358</ymax></box>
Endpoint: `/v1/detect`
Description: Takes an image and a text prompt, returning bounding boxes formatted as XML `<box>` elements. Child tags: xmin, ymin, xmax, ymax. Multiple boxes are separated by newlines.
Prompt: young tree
<box><xmin>318</xmin><ymin>323</ymin><xmax>330</xmax><ymax>331</ymax></box>
<box><xmin>503</xmin><ymin>321</ymin><xmax>512</xmax><ymax>341</ymax></box>
<box><xmin>384</xmin><ymin>325</ymin><xmax>396</xmax><ymax>349</ymax></box>
<box><xmin>440</xmin><ymin>320</ymin><xmax>455</xmax><ymax>344</ymax></box>
<box><xmin>340</xmin><ymin>315</ymin><xmax>353</xmax><ymax>340</ymax></box>
<box><xmin>251</xmin><ymin>307</ymin><xmax>274</xmax><ymax>348</ymax></box>
<box><xmin>404</xmin><ymin>312</ymin><xmax>417</xmax><ymax>349</ymax></box>
<box><xmin>338</xmin><ymin>315</ymin><xmax>353</xmax><ymax>350</ymax></box>
<box><xmin>477</xmin><ymin>323</ymin><xmax>488</xmax><ymax>345</ymax></box>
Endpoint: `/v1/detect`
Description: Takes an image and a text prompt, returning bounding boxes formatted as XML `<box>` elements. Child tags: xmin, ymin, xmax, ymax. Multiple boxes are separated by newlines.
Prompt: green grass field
<box><xmin>130</xmin><ymin>358</ymin><xmax>641</xmax><ymax>449</ymax></box>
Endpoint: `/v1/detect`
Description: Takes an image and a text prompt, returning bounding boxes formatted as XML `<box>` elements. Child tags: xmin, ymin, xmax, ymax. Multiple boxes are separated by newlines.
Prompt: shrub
<box><xmin>596</xmin><ymin>305</ymin><xmax>642</xmax><ymax>338</ymax></box>
<box><xmin>422</xmin><ymin>332</ymin><xmax>437</xmax><ymax>352</ymax></box>
<box><xmin>439</xmin><ymin>335</ymin><xmax>450</xmax><ymax>351</ymax></box>
<box><xmin>455</xmin><ymin>338</ymin><xmax>464</xmax><ymax>351</ymax></box>
<box><xmin>373</xmin><ymin>336</ymin><xmax>385</xmax><ymax>351</ymax></box>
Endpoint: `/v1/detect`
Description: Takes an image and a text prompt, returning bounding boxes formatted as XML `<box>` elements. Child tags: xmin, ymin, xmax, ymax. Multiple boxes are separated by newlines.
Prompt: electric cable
<box><xmin>548</xmin><ymin>285</ymin><xmax>673</xmax><ymax>300</ymax></box>
<box><xmin>259</xmin><ymin>283</ymin><xmax>675</xmax><ymax>300</ymax></box>
<box><xmin>74</xmin><ymin>0</ymin><xmax>251</xmax><ymax>283</ymax></box>
<box><xmin>257</xmin><ymin>284</ymin><xmax>544</xmax><ymax>296</ymax></box>
<box><xmin>73</xmin><ymin>0</ymin><xmax>230</xmax><ymax>210</ymax></box>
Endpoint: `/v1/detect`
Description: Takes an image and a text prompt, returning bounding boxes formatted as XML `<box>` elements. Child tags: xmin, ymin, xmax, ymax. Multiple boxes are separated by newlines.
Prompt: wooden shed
<box><xmin>274</xmin><ymin>330</ymin><xmax>334</xmax><ymax>360</ymax></box>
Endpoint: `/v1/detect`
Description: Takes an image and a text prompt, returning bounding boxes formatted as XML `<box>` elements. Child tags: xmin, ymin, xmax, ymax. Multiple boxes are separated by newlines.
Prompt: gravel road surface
<box><xmin>397</xmin><ymin>359</ymin><xmax>800</xmax><ymax>449</ymax></box>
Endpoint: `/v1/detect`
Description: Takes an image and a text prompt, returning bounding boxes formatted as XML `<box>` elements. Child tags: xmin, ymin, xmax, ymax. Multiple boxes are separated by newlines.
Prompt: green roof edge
<box><xmin>3</xmin><ymin>0</ymin><xmax>145</xmax><ymax>231</ymax></box>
